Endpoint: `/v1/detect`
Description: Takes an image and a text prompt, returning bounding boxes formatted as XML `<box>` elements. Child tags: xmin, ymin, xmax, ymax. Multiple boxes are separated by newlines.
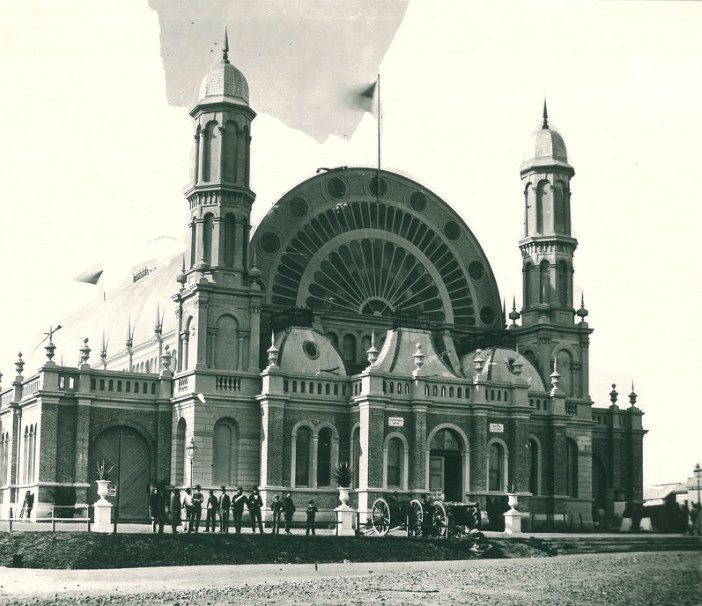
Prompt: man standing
<box><xmin>283</xmin><ymin>491</ymin><xmax>296</xmax><ymax>534</ymax></box>
<box><xmin>271</xmin><ymin>494</ymin><xmax>283</xmax><ymax>534</ymax></box>
<box><xmin>190</xmin><ymin>484</ymin><xmax>204</xmax><ymax>533</ymax></box>
<box><xmin>305</xmin><ymin>499</ymin><xmax>318</xmax><ymax>536</ymax></box>
<box><xmin>205</xmin><ymin>489</ymin><xmax>218</xmax><ymax>532</ymax></box>
<box><xmin>170</xmin><ymin>489</ymin><xmax>181</xmax><ymax>534</ymax></box>
<box><xmin>249</xmin><ymin>487</ymin><xmax>264</xmax><ymax>534</ymax></box>
<box><xmin>182</xmin><ymin>487</ymin><xmax>193</xmax><ymax>532</ymax></box>
<box><xmin>218</xmin><ymin>486</ymin><xmax>230</xmax><ymax>533</ymax></box>
<box><xmin>149</xmin><ymin>486</ymin><xmax>165</xmax><ymax>533</ymax></box>
<box><xmin>231</xmin><ymin>486</ymin><xmax>248</xmax><ymax>534</ymax></box>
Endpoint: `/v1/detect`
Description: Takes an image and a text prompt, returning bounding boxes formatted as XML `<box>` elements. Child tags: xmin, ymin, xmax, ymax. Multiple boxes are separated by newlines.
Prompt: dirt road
<box><xmin>1</xmin><ymin>551</ymin><xmax>700</xmax><ymax>605</ymax></box>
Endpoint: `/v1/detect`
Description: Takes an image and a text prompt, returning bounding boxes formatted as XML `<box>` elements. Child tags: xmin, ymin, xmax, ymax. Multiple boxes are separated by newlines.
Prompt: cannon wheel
<box><xmin>432</xmin><ymin>501</ymin><xmax>448</xmax><ymax>537</ymax></box>
<box><xmin>408</xmin><ymin>499</ymin><xmax>423</xmax><ymax>536</ymax></box>
<box><xmin>371</xmin><ymin>498</ymin><xmax>391</xmax><ymax>536</ymax></box>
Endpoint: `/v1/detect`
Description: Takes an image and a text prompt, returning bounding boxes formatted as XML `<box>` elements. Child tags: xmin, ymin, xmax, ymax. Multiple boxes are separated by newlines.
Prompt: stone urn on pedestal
<box><xmin>93</xmin><ymin>461</ymin><xmax>114</xmax><ymax>533</ymax></box>
<box><xmin>504</xmin><ymin>489</ymin><xmax>522</xmax><ymax>536</ymax></box>
<box><xmin>332</xmin><ymin>462</ymin><xmax>355</xmax><ymax>536</ymax></box>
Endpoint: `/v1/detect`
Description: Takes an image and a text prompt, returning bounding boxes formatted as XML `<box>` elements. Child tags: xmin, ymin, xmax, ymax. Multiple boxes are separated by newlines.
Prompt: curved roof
<box><xmin>23</xmin><ymin>257</ymin><xmax>182</xmax><ymax>372</ymax></box>
<box><xmin>198</xmin><ymin>60</ymin><xmax>249</xmax><ymax>107</ymax></box>
<box><xmin>521</xmin><ymin>119</ymin><xmax>572</xmax><ymax>174</ymax></box>
<box><xmin>250</xmin><ymin>168</ymin><xmax>502</xmax><ymax>331</ymax></box>
<box><xmin>275</xmin><ymin>327</ymin><xmax>346</xmax><ymax>376</ymax></box>
<box><xmin>373</xmin><ymin>328</ymin><xmax>458</xmax><ymax>378</ymax></box>
<box><xmin>460</xmin><ymin>347</ymin><xmax>545</xmax><ymax>391</ymax></box>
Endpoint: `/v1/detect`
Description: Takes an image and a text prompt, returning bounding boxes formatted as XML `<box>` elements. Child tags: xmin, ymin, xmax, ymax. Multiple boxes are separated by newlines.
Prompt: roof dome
<box><xmin>521</xmin><ymin>102</ymin><xmax>571</xmax><ymax>170</ymax></box>
<box><xmin>275</xmin><ymin>327</ymin><xmax>346</xmax><ymax>377</ymax></box>
<box><xmin>460</xmin><ymin>347</ymin><xmax>545</xmax><ymax>391</ymax></box>
<box><xmin>197</xmin><ymin>30</ymin><xmax>249</xmax><ymax>106</ymax></box>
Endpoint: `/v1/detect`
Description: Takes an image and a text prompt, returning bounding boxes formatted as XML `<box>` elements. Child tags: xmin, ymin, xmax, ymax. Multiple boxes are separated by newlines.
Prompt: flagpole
<box><xmin>376</xmin><ymin>73</ymin><xmax>381</xmax><ymax>203</ymax></box>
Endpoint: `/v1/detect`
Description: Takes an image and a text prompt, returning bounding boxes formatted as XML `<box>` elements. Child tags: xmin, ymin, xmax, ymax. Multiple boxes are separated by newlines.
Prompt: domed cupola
<box><xmin>521</xmin><ymin>101</ymin><xmax>572</xmax><ymax>175</ymax></box>
<box><xmin>196</xmin><ymin>29</ymin><xmax>249</xmax><ymax>107</ymax></box>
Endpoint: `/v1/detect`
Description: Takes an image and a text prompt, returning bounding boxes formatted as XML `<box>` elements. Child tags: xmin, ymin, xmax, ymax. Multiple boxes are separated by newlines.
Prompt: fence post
<box><xmin>9</xmin><ymin>507</ymin><xmax>13</xmax><ymax>533</ymax></box>
<box><xmin>52</xmin><ymin>507</ymin><xmax>56</xmax><ymax>532</ymax></box>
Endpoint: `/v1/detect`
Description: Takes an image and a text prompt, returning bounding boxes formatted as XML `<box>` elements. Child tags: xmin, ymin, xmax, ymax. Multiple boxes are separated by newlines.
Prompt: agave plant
<box><xmin>332</xmin><ymin>462</ymin><xmax>354</xmax><ymax>488</ymax></box>
<box><xmin>95</xmin><ymin>459</ymin><xmax>115</xmax><ymax>481</ymax></box>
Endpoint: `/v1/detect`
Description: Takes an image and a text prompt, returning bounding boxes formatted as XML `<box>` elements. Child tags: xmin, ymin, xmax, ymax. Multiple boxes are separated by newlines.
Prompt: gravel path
<box><xmin>1</xmin><ymin>552</ymin><xmax>700</xmax><ymax>605</ymax></box>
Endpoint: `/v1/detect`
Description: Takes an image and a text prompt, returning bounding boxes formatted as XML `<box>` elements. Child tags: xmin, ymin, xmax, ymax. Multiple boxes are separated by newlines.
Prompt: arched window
<box><xmin>566</xmin><ymin>439</ymin><xmax>578</xmax><ymax>497</ymax></box>
<box><xmin>524</xmin><ymin>262</ymin><xmax>533</xmax><ymax>307</ymax></box>
<box><xmin>223</xmin><ymin>214</ymin><xmax>236</xmax><ymax>268</ymax></box>
<box><xmin>540</xmin><ymin>260</ymin><xmax>550</xmax><ymax>304</ymax></box>
<box><xmin>536</xmin><ymin>180</ymin><xmax>548</xmax><ymax>233</ymax></box>
<box><xmin>213</xmin><ymin>418</ymin><xmax>238</xmax><ymax>486</ymax></box>
<box><xmin>201</xmin><ymin>121</ymin><xmax>220</xmax><ymax>182</ymax></box>
<box><xmin>386</xmin><ymin>437</ymin><xmax>403</xmax><ymax>488</ymax></box>
<box><xmin>352</xmin><ymin>426</ymin><xmax>361</xmax><ymax>489</ymax></box>
<box><xmin>557</xmin><ymin>261</ymin><xmax>569</xmax><ymax>307</ymax></box>
<box><xmin>488</xmin><ymin>441</ymin><xmax>506</xmax><ymax>491</ymax></box>
<box><xmin>295</xmin><ymin>426</ymin><xmax>312</xmax><ymax>487</ymax></box>
<box><xmin>190</xmin><ymin>220</ymin><xmax>197</xmax><ymax>268</ymax></box>
<box><xmin>215</xmin><ymin>314</ymin><xmax>239</xmax><ymax>369</ymax></box>
<box><xmin>342</xmin><ymin>334</ymin><xmax>356</xmax><ymax>363</ymax></box>
<box><xmin>528</xmin><ymin>439</ymin><xmax>540</xmax><ymax>495</ymax></box>
<box><xmin>174</xmin><ymin>418</ymin><xmax>186</xmax><ymax>486</ymax></box>
<box><xmin>221</xmin><ymin>121</ymin><xmax>238</xmax><ymax>182</ymax></box>
<box><xmin>556</xmin><ymin>349</ymin><xmax>574</xmax><ymax>396</ymax></box>
<box><xmin>554</xmin><ymin>181</ymin><xmax>569</xmax><ymax>235</ymax></box>
<box><xmin>317</xmin><ymin>427</ymin><xmax>333</xmax><ymax>487</ymax></box>
<box><xmin>203</xmin><ymin>213</ymin><xmax>214</xmax><ymax>266</ymax></box>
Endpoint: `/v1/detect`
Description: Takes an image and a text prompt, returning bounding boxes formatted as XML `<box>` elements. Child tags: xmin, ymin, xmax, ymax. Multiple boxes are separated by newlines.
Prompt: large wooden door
<box><xmin>89</xmin><ymin>426</ymin><xmax>150</xmax><ymax>521</ymax></box>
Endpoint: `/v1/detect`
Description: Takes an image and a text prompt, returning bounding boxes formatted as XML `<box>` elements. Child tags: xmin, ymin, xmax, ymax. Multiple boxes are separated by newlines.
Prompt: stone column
<box><xmin>411</xmin><ymin>405</ymin><xmax>427</xmax><ymax>491</ymax></box>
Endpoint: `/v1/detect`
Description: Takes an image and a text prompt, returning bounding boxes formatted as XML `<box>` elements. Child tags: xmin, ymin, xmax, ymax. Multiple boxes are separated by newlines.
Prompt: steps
<box><xmin>537</xmin><ymin>535</ymin><xmax>702</xmax><ymax>555</ymax></box>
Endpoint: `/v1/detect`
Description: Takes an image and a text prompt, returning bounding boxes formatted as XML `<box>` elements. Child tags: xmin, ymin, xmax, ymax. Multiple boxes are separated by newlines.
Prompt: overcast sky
<box><xmin>0</xmin><ymin>0</ymin><xmax>700</xmax><ymax>488</ymax></box>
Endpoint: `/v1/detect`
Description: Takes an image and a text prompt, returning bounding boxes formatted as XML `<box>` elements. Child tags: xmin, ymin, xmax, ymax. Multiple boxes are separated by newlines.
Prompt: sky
<box><xmin>0</xmin><ymin>0</ymin><xmax>700</xmax><ymax>489</ymax></box>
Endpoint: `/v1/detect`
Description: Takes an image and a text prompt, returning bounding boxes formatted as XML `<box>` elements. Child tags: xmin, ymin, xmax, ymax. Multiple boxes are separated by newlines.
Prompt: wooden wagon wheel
<box><xmin>432</xmin><ymin>501</ymin><xmax>448</xmax><ymax>537</ymax></box>
<box><xmin>371</xmin><ymin>497</ymin><xmax>391</xmax><ymax>536</ymax></box>
<box><xmin>408</xmin><ymin>499</ymin><xmax>423</xmax><ymax>536</ymax></box>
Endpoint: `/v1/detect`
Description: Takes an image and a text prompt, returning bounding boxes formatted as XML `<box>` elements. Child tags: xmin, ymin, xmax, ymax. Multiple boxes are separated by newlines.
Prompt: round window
<box><xmin>327</xmin><ymin>178</ymin><xmax>347</xmax><ymax>199</ymax></box>
<box><xmin>288</xmin><ymin>197</ymin><xmax>308</xmax><ymax>218</ymax></box>
<box><xmin>260</xmin><ymin>232</ymin><xmax>281</xmax><ymax>254</ymax></box>
<box><xmin>480</xmin><ymin>306</ymin><xmax>496</xmax><ymax>326</ymax></box>
<box><xmin>410</xmin><ymin>191</ymin><xmax>427</xmax><ymax>212</ymax></box>
<box><xmin>443</xmin><ymin>220</ymin><xmax>461</xmax><ymax>241</ymax></box>
<box><xmin>303</xmin><ymin>340</ymin><xmax>319</xmax><ymax>360</ymax></box>
<box><xmin>468</xmin><ymin>261</ymin><xmax>485</xmax><ymax>280</ymax></box>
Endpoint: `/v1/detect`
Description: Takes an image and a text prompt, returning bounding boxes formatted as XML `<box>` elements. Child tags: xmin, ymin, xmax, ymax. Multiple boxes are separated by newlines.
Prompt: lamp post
<box><xmin>693</xmin><ymin>463</ymin><xmax>702</xmax><ymax>505</ymax></box>
<box><xmin>186</xmin><ymin>437</ymin><xmax>197</xmax><ymax>489</ymax></box>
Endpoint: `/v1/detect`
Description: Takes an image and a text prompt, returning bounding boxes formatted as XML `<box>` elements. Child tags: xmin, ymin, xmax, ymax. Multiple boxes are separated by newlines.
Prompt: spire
<box><xmin>542</xmin><ymin>98</ymin><xmax>549</xmax><ymax>129</ymax></box>
<box><xmin>222</xmin><ymin>27</ymin><xmax>230</xmax><ymax>64</ymax></box>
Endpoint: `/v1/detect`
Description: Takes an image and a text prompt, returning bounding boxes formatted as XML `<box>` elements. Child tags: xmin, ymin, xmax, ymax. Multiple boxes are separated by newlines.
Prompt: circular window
<box><xmin>260</xmin><ymin>232</ymin><xmax>280</xmax><ymax>254</ymax></box>
<box><xmin>369</xmin><ymin>176</ymin><xmax>387</xmax><ymax>197</ymax></box>
<box><xmin>288</xmin><ymin>197</ymin><xmax>308</xmax><ymax>218</ymax></box>
<box><xmin>327</xmin><ymin>178</ymin><xmax>347</xmax><ymax>199</ymax></box>
<box><xmin>443</xmin><ymin>220</ymin><xmax>461</xmax><ymax>241</ymax></box>
<box><xmin>410</xmin><ymin>191</ymin><xmax>427</xmax><ymax>212</ymax></box>
<box><xmin>480</xmin><ymin>306</ymin><xmax>496</xmax><ymax>325</ymax></box>
<box><xmin>303</xmin><ymin>340</ymin><xmax>319</xmax><ymax>360</ymax></box>
<box><xmin>468</xmin><ymin>261</ymin><xmax>484</xmax><ymax>280</ymax></box>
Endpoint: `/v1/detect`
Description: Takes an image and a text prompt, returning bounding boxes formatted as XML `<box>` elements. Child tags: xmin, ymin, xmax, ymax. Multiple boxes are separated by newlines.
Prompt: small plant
<box><xmin>96</xmin><ymin>460</ymin><xmax>115</xmax><ymax>481</ymax></box>
<box><xmin>332</xmin><ymin>462</ymin><xmax>353</xmax><ymax>488</ymax></box>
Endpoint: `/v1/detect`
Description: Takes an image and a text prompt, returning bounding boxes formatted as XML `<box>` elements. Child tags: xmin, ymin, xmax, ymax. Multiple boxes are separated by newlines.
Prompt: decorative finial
<box><xmin>161</xmin><ymin>344</ymin><xmax>172</xmax><ymax>372</ymax></box>
<box><xmin>550</xmin><ymin>358</ymin><xmax>561</xmax><ymax>392</ymax></box>
<box><xmin>628</xmin><ymin>381</ymin><xmax>637</xmax><ymax>407</ymax></box>
<box><xmin>267</xmin><ymin>330</ymin><xmax>279</xmax><ymax>368</ymax></box>
<box><xmin>412</xmin><ymin>342</ymin><xmax>425</xmax><ymax>377</ymax></box>
<box><xmin>508</xmin><ymin>295</ymin><xmax>520</xmax><ymax>327</ymax></box>
<box><xmin>473</xmin><ymin>349</ymin><xmax>484</xmax><ymax>375</ymax></box>
<box><xmin>542</xmin><ymin>98</ymin><xmax>549</xmax><ymax>129</ymax></box>
<box><xmin>609</xmin><ymin>383</ymin><xmax>618</xmax><ymax>406</ymax></box>
<box><xmin>222</xmin><ymin>27</ymin><xmax>230</xmax><ymax>64</ymax></box>
<box><xmin>15</xmin><ymin>352</ymin><xmax>24</xmax><ymax>377</ymax></box>
<box><xmin>367</xmin><ymin>330</ymin><xmax>379</xmax><ymax>366</ymax></box>
<box><xmin>576</xmin><ymin>293</ymin><xmax>589</xmax><ymax>323</ymax></box>
<box><xmin>511</xmin><ymin>353</ymin><xmax>523</xmax><ymax>377</ymax></box>
<box><xmin>100</xmin><ymin>331</ymin><xmax>108</xmax><ymax>368</ymax></box>
<box><xmin>126</xmin><ymin>319</ymin><xmax>134</xmax><ymax>349</ymax></box>
<box><xmin>154</xmin><ymin>303</ymin><xmax>164</xmax><ymax>336</ymax></box>
<box><xmin>80</xmin><ymin>338</ymin><xmax>91</xmax><ymax>366</ymax></box>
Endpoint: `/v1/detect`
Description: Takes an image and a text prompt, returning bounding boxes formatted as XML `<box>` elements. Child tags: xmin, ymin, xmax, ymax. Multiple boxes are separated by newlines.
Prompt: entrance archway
<box><xmin>429</xmin><ymin>428</ymin><xmax>464</xmax><ymax>502</ymax></box>
<box><xmin>89</xmin><ymin>426</ymin><xmax>151</xmax><ymax>521</ymax></box>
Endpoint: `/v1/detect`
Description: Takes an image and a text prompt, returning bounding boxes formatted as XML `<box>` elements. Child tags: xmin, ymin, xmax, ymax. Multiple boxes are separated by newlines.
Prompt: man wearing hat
<box><xmin>248</xmin><ymin>487</ymin><xmax>264</xmax><ymax>534</ymax></box>
<box><xmin>231</xmin><ymin>486</ymin><xmax>248</xmax><ymax>534</ymax></box>
<box><xmin>190</xmin><ymin>484</ymin><xmax>204</xmax><ymax>533</ymax></box>
<box><xmin>218</xmin><ymin>486</ymin><xmax>230</xmax><ymax>533</ymax></box>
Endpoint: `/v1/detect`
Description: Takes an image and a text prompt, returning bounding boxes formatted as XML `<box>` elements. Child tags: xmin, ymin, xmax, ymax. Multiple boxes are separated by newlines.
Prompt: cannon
<box><xmin>369</xmin><ymin>494</ymin><xmax>424</xmax><ymax>536</ymax></box>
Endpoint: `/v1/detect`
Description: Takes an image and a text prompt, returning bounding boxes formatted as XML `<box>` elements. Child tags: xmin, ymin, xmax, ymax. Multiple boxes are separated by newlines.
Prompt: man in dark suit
<box><xmin>283</xmin><ymin>491</ymin><xmax>296</xmax><ymax>534</ymax></box>
<box><xmin>205</xmin><ymin>489</ymin><xmax>218</xmax><ymax>532</ymax></box>
<box><xmin>218</xmin><ymin>486</ymin><xmax>230</xmax><ymax>533</ymax></box>
<box><xmin>248</xmin><ymin>487</ymin><xmax>264</xmax><ymax>534</ymax></box>
<box><xmin>231</xmin><ymin>486</ymin><xmax>248</xmax><ymax>534</ymax></box>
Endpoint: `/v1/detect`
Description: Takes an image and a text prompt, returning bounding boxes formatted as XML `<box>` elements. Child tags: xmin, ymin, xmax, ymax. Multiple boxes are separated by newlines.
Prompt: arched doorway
<box><xmin>89</xmin><ymin>426</ymin><xmax>150</xmax><ymax>522</ymax></box>
<box><xmin>592</xmin><ymin>455</ymin><xmax>608</xmax><ymax>528</ymax></box>
<box><xmin>429</xmin><ymin>428</ymin><xmax>463</xmax><ymax>502</ymax></box>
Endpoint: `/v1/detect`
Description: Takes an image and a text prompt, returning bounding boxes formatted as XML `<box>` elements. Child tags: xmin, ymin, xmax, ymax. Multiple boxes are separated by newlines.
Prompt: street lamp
<box><xmin>693</xmin><ymin>463</ymin><xmax>702</xmax><ymax>505</ymax></box>
<box><xmin>185</xmin><ymin>437</ymin><xmax>197</xmax><ymax>488</ymax></box>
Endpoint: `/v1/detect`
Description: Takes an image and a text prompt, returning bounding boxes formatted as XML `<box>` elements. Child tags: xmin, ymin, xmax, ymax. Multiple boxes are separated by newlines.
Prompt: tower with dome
<box><xmin>0</xmin><ymin>34</ymin><xmax>645</xmax><ymax>531</ymax></box>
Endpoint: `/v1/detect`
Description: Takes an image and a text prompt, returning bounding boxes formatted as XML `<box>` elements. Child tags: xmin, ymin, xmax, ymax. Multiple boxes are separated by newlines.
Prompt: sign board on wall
<box><xmin>489</xmin><ymin>423</ymin><xmax>504</xmax><ymax>433</ymax></box>
<box><xmin>388</xmin><ymin>417</ymin><xmax>404</xmax><ymax>427</ymax></box>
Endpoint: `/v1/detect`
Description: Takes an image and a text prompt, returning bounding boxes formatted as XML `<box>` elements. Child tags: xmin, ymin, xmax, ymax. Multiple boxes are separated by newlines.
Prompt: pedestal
<box><xmin>335</xmin><ymin>503</ymin><xmax>355</xmax><ymax>536</ymax></box>
<box><xmin>93</xmin><ymin>500</ymin><xmax>113</xmax><ymax>533</ymax></box>
<box><xmin>503</xmin><ymin>510</ymin><xmax>522</xmax><ymax>535</ymax></box>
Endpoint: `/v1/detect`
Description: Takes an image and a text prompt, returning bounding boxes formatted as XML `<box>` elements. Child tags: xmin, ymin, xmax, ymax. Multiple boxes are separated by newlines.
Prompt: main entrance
<box><xmin>89</xmin><ymin>426</ymin><xmax>150</xmax><ymax>521</ymax></box>
<box><xmin>429</xmin><ymin>428</ymin><xmax>463</xmax><ymax>502</ymax></box>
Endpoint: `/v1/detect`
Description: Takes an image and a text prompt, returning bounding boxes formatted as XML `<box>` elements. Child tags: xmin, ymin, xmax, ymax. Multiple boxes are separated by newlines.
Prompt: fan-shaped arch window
<box><xmin>294</xmin><ymin>426</ymin><xmax>312</xmax><ymax>487</ymax></box>
<box><xmin>213</xmin><ymin>418</ymin><xmax>238</xmax><ymax>486</ymax></box>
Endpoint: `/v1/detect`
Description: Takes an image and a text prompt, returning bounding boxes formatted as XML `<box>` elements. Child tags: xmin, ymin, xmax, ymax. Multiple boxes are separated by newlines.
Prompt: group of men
<box><xmin>150</xmin><ymin>485</ymin><xmax>307</xmax><ymax>534</ymax></box>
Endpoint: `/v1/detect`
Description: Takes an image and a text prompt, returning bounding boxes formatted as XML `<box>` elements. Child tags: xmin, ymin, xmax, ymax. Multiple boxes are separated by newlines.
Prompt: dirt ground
<box><xmin>1</xmin><ymin>551</ymin><xmax>700</xmax><ymax>606</ymax></box>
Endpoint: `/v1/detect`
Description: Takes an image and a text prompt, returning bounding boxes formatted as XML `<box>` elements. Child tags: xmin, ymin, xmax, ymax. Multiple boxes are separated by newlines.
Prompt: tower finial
<box><xmin>223</xmin><ymin>27</ymin><xmax>230</xmax><ymax>64</ymax></box>
<box><xmin>542</xmin><ymin>98</ymin><xmax>549</xmax><ymax>129</ymax></box>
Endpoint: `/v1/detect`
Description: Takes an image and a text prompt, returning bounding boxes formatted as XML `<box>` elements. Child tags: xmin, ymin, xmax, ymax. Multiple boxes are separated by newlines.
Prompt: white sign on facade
<box><xmin>388</xmin><ymin>417</ymin><xmax>404</xmax><ymax>427</ymax></box>
<box><xmin>489</xmin><ymin>423</ymin><xmax>504</xmax><ymax>433</ymax></box>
